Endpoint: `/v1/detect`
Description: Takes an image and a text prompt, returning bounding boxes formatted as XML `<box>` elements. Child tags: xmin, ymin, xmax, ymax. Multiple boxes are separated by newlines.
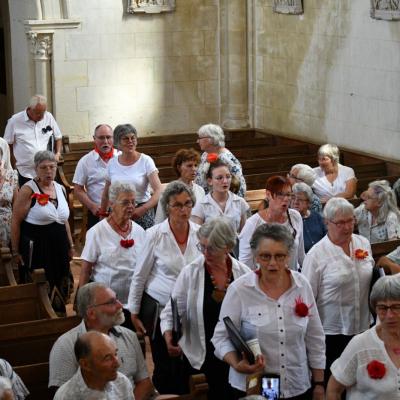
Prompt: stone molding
<box><xmin>127</xmin><ymin>0</ymin><xmax>176</xmax><ymax>14</ymax></box>
<box><xmin>26</xmin><ymin>31</ymin><xmax>53</xmax><ymax>61</ymax></box>
<box><xmin>273</xmin><ymin>0</ymin><xmax>303</xmax><ymax>15</ymax></box>
<box><xmin>371</xmin><ymin>0</ymin><xmax>400</xmax><ymax>20</ymax></box>
<box><xmin>24</xmin><ymin>19</ymin><xmax>81</xmax><ymax>31</ymax></box>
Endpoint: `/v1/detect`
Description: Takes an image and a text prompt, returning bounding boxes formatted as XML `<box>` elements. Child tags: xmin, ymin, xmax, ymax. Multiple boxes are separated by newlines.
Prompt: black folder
<box><xmin>171</xmin><ymin>297</ymin><xmax>182</xmax><ymax>345</ymax></box>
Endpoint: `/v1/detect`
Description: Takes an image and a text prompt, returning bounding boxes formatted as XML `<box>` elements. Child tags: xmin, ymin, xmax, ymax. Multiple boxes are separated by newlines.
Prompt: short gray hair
<box><xmin>318</xmin><ymin>143</ymin><xmax>340</xmax><ymax>164</ymax></box>
<box><xmin>323</xmin><ymin>197</ymin><xmax>354</xmax><ymax>220</ymax></box>
<box><xmin>198</xmin><ymin>123</ymin><xmax>225</xmax><ymax>147</ymax></box>
<box><xmin>77</xmin><ymin>282</ymin><xmax>108</xmax><ymax>318</ymax></box>
<box><xmin>160</xmin><ymin>180</ymin><xmax>196</xmax><ymax>216</ymax></box>
<box><xmin>197</xmin><ymin>217</ymin><xmax>236</xmax><ymax>250</ymax></box>
<box><xmin>250</xmin><ymin>223</ymin><xmax>294</xmax><ymax>254</ymax></box>
<box><xmin>109</xmin><ymin>181</ymin><xmax>136</xmax><ymax>203</ymax></box>
<box><xmin>368</xmin><ymin>180</ymin><xmax>400</xmax><ymax>224</ymax></box>
<box><xmin>370</xmin><ymin>275</ymin><xmax>400</xmax><ymax>309</ymax></box>
<box><xmin>0</xmin><ymin>377</ymin><xmax>12</xmax><ymax>399</ymax></box>
<box><xmin>292</xmin><ymin>182</ymin><xmax>313</xmax><ymax>203</ymax></box>
<box><xmin>28</xmin><ymin>94</ymin><xmax>47</xmax><ymax>108</ymax></box>
<box><xmin>290</xmin><ymin>163</ymin><xmax>317</xmax><ymax>186</ymax></box>
<box><xmin>113</xmin><ymin>124</ymin><xmax>138</xmax><ymax>147</ymax></box>
<box><xmin>94</xmin><ymin>124</ymin><xmax>112</xmax><ymax>136</ymax></box>
<box><xmin>34</xmin><ymin>150</ymin><xmax>56</xmax><ymax>168</ymax></box>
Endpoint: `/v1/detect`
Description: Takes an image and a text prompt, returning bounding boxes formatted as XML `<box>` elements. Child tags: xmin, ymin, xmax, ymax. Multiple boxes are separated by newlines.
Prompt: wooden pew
<box><xmin>371</xmin><ymin>239</ymin><xmax>400</xmax><ymax>262</ymax></box>
<box><xmin>157</xmin><ymin>374</ymin><xmax>208</xmax><ymax>400</ymax></box>
<box><xmin>0</xmin><ymin>247</ymin><xmax>17</xmax><ymax>286</ymax></box>
<box><xmin>14</xmin><ymin>362</ymin><xmax>50</xmax><ymax>400</ymax></box>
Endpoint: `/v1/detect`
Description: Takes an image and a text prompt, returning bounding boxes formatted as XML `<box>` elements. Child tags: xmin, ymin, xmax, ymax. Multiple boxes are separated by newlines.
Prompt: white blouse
<box><xmin>127</xmin><ymin>219</ymin><xmax>201</xmax><ymax>313</ymax></box>
<box><xmin>160</xmin><ymin>255</ymin><xmax>250</xmax><ymax>369</ymax></box>
<box><xmin>238</xmin><ymin>209</ymin><xmax>305</xmax><ymax>271</ymax></box>
<box><xmin>191</xmin><ymin>191</ymin><xmax>249</xmax><ymax>232</ymax></box>
<box><xmin>331</xmin><ymin>326</ymin><xmax>400</xmax><ymax>400</ymax></box>
<box><xmin>212</xmin><ymin>271</ymin><xmax>326</xmax><ymax>396</ymax></box>
<box><xmin>302</xmin><ymin>234</ymin><xmax>373</xmax><ymax>335</ymax></box>
<box><xmin>312</xmin><ymin>164</ymin><xmax>355</xmax><ymax>200</ymax></box>
<box><xmin>81</xmin><ymin>219</ymin><xmax>146</xmax><ymax>307</ymax></box>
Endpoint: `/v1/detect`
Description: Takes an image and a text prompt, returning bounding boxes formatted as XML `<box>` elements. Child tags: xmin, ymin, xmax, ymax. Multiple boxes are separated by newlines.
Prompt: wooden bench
<box><xmin>14</xmin><ymin>362</ymin><xmax>50</xmax><ymax>400</ymax></box>
<box><xmin>158</xmin><ymin>374</ymin><xmax>208</xmax><ymax>400</ymax></box>
<box><xmin>0</xmin><ymin>247</ymin><xmax>17</xmax><ymax>286</ymax></box>
<box><xmin>371</xmin><ymin>239</ymin><xmax>400</xmax><ymax>262</ymax></box>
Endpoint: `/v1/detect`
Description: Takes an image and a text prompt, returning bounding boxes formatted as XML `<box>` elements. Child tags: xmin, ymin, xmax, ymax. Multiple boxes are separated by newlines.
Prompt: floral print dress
<box><xmin>0</xmin><ymin>169</ymin><xmax>17</xmax><ymax>246</ymax></box>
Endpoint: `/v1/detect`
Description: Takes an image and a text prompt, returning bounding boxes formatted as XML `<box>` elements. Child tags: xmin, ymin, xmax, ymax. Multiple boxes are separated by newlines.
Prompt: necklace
<box><xmin>205</xmin><ymin>256</ymin><xmax>232</xmax><ymax>303</ymax></box>
<box><xmin>169</xmin><ymin>221</ymin><xmax>189</xmax><ymax>245</ymax></box>
<box><xmin>109</xmin><ymin>215</ymin><xmax>130</xmax><ymax>235</ymax></box>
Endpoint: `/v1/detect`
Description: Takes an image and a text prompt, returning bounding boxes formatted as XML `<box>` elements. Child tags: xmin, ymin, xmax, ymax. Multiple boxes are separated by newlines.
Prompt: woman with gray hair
<box><xmin>212</xmin><ymin>223</ymin><xmax>326</xmax><ymax>399</ymax></box>
<box><xmin>291</xmin><ymin>182</ymin><xmax>326</xmax><ymax>253</ymax></box>
<box><xmin>195</xmin><ymin>123</ymin><xmax>246</xmax><ymax>198</ymax></box>
<box><xmin>327</xmin><ymin>275</ymin><xmax>400</xmax><ymax>399</ymax></box>
<box><xmin>101</xmin><ymin>124</ymin><xmax>162</xmax><ymax>229</ymax></box>
<box><xmin>312</xmin><ymin>144</ymin><xmax>357</xmax><ymax>203</ymax></box>
<box><xmin>160</xmin><ymin>217</ymin><xmax>250</xmax><ymax>398</ymax></box>
<box><xmin>128</xmin><ymin>180</ymin><xmax>201</xmax><ymax>394</ymax></box>
<box><xmin>355</xmin><ymin>180</ymin><xmax>400</xmax><ymax>243</ymax></box>
<box><xmin>79</xmin><ymin>181</ymin><xmax>146</xmax><ymax>329</ymax></box>
<box><xmin>11</xmin><ymin>150</ymin><xmax>74</xmax><ymax>309</ymax></box>
<box><xmin>303</xmin><ymin>197</ymin><xmax>374</xmax><ymax>385</ymax></box>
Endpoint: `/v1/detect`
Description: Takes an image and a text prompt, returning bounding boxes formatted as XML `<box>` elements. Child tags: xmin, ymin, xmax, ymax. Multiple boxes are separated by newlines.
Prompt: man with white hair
<box><xmin>49</xmin><ymin>282</ymin><xmax>154</xmax><ymax>400</ymax></box>
<box><xmin>4</xmin><ymin>94</ymin><xmax>62</xmax><ymax>186</ymax></box>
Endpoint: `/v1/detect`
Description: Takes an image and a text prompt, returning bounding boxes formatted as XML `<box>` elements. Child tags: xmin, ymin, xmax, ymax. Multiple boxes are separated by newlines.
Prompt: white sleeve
<box><xmin>238</xmin><ymin>219</ymin><xmax>256</xmax><ymax>269</ymax></box>
<box><xmin>72</xmin><ymin>157</ymin><xmax>87</xmax><ymax>186</ymax></box>
<box><xmin>49</xmin><ymin>113</ymin><xmax>62</xmax><ymax>139</ymax></box>
<box><xmin>386</xmin><ymin>212</ymin><xmax>400</xmax><ymax>240</ymax></box>
<box><xmin>191</xmin><ymin>200</ymin><xmax>205</xmax><ymax>221</ymax></box>
<box><xmin>144</xmin><ymin>154</ymin><xmax>158</xmax><ymax>176</ymax></box>
<box><xmin>154</xmin><ymin>200</ymin><xmax>166</xmax><ymax>225</ymax></box>
<box><xmin>3</xmin><ymin>117</ymin><xmax>15</xmax><ymax>144</ymax></box>
<box><xmin>80</xmin><ymin>228</ymin><xmax>100</xmax><ymax>263</ymax></box>
<box><xmin>341</xmin><ymin>165</ymin><xmax>355</xmax><ymax>181</ymax></box>
<box><xmin>301</xmin><ymin>251</ymin><xmax>321</xmax><ymax>300</ymax></box>
<box><xmin>240</xmin><ymin>197</ymin><xmax>250</xmax><ymax>215</ymax></box>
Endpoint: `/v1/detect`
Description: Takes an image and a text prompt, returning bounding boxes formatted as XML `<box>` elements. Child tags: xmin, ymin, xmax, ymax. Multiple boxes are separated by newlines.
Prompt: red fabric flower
<box><xmin>207</xmin><ymin>153</ymin><xmax>218</xmax><ymax>163</ymax></box>
<box><xmin>355</xmin><ymin>249</ymin><xmax>368</xmax><ymax>260</ymax></box>
<box><xmin>294</xmin><ymin>296</ymin><xmax>311</xmax><ymax>317</ymax></box>
<box><xmin>31</xmin><ymin>193</ymin><xmax>50</xmax><ymax>206</ymax></box>
<box><xmin>367</xmin><ymin>360</ymin><xmax>386</xmax><ymax>379</ymax></box>
<box><xmin>120</xmin><ymin>239</ymin><xmax>134</xmax><ymax>248</ymax></box>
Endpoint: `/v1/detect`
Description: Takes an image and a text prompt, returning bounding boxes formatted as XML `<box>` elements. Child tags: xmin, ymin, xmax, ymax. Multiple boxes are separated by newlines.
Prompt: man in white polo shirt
<box><xmin>73</xmin><ymin>124</ymin><xmax>117</xmax><ymax>229</ymax></box>
<box><xmin>4</xmin><ymin>94</ymin><xmax>62</xmax><ymax>187</ymax></box>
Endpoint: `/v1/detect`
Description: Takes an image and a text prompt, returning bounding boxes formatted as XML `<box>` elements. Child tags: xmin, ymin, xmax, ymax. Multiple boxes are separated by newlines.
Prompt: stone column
<box><xmin>220</xmin><ymin>0</ymin><xmax>250</xmax><ymax>128</ymax></box>
<box><xmin>26</xmin><ymin>31</ymin><xmax>53</xmax><ymax>111</ymax></box>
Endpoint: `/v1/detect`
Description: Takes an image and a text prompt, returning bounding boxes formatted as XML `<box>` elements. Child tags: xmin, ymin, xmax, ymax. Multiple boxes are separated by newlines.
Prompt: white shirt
<box><xmin>191</xmin><ymin>191</ymin><xmax>249</xmax><ymax>233</ymax></box>
<box><xmin>24</xmin><ymin>180</ymin><xmax>69</xmax><ymax>225</ymax></box>
<box><xmin>73</xmin><ymin>149</ymin><xmax>118</xmax><ymax>205</ymax></box>
<box><xmin>81</xmin><ymin>219</ymin><xmax>146</xmax><ymax>307</ymax></box>
<box><xmin>54</xmin><ymin>369</ymin><xmax>133</xmax><ymax>400</ymax></box>
<box><xmin>154</xmin><ymin>182</ymin><xmax>205</xmax><ymax>225</ymax></box>
<box><xmin>0</xmin><ymin>137</ymin><xmax>13</xmax><ymax>170</ymax></box>
<box><xmin>331</xmin><ymin>326</ymin><xmax>400</xmax><ymax>400</ymax></box>
<box><xmin>302</xmin><ymin>234</ymin><xmax>373</xmax><ymax>335</ymax></box>
<box><xmin>312</xmin><ymin>164</ymin><xmax>355</xmax><ymax>200</ymax></box>
<box><xmin>49</xmin><ymin>320</ymin><xmax>148</xmax><ymax>388</ymax></box>
<box><xmin>128</xmin><ymin>219</ymin><xmax>201</xmax><ymax>313</ymax></box>
<box><xmin>106</xmin><ymin>154</ymin><xmax>158</xmax><ymax>203</ymax></box>
<box><xmin>160</xmin><ymin>255</ymin><xmax>250</xmax><ymax>369</ymax></box>
<box><xmin>211</xmin><ymin>271</ymin><xmax>326</xmax><ymax>396</ymax></box>
<box><xmin>4</xmin><ymin>110</ymin><xmax>62</xmax><ymax>178</ymax></box>
<box><xmin>239</xmin><ymin>210</ymin><xmax>305</xmax><ymax>271</ymax></box>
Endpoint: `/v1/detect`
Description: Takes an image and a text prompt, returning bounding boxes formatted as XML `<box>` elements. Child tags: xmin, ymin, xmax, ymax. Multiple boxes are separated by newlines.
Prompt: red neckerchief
<box><xmin>94</xmin><ymin>146</ymin><xmax>114</xmax><ymax>161</ymax></box>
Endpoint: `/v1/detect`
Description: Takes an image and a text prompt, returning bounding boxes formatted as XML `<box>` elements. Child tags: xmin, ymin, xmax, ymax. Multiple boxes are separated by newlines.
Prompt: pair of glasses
<box><xmin>121</xmin><ymin>136</ymin><xmax>137</xmax><ymax>143</ymax></box>
<box><xmin>274</xmin><ymin>192</ymin><xmax>294</xmax><ymax>200</ymax></box>
<box><xmin>116</xmin><ymin>200</ymin><xmax>136</xmax><ymax>207</ymax></box>
<box><xmin>376</xmin><ymin>304</ymin><xmax>400</xmax><ymax>314</ymax></box>
<box><xmin>169</xmin><ymin>201</ymin><xmax>194</xmax><ymax>210</ymax></box>
<box><xmin>329</xmin><ymin>218</ymin><xmax>355</xmax><ymax>228</ymax></box>
<box><xmin>196</xmin><ymin>243</ymin><xmax>219</xmax><ymax>254</ymax></box>
<box><xmin>257</xmin><ymin>253</ymin><xmax>287</xmax><ymax>263</ymax></box>
<box><xmin>213</xmin><ymin>175</ymin><xmax>232</xmax><ymax>181</ymax></box>
<box><xmin>291</xmin><ymin>197</ymin><xmax>308</xmax><ymax>203</ymax></box>
<box><xmin>38</xmin><ymin>165</ymin><xmax>57</xmax><ymax>170</ymax></box>
<box><xmin>89</xmin><ymin>298</ymin><xmax>120</xmax><ymax>308</ymax></box>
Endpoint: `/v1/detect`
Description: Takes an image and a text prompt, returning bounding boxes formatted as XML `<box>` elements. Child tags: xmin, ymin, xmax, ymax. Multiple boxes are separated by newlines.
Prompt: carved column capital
<box><xmin>26</xmin><ymin>31</ymin><xmax>53</xmax><ymax>60</ymax></box>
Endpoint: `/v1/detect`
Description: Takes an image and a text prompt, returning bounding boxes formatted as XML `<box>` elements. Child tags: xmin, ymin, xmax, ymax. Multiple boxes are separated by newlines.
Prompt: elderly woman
<box><xmin>355</xmin><ymin>180</ymin><xmax>400</xmax><ymax>243</ymax></box>
<box><xmin>291</xmin><ymin>183</ymin><xmax>326</xmax><ymax>253</ymax></box>
<box><xmin>212</xmin><ymin>224</ymin><xmax>326</xmax><ymax>400</ymax></box>
<box><xmin>101</xmin><ymin>124</ymin><xmax>162</xmax><ymax>230</ymax></box>
<box><xmin>239</xmin><ymin>176</ymin><xmax>305</xmax><ymax>271</ymax></box>
<box><xmin>312</xmin><ymin>144</ymin><xmax>357</xmax><ymax>203</ymax></box>
<box><xmin>288</xmin><ymin>163</ymin><xmax>322</xmax><ymax>214</ymax></box>
<box><xmin>78</xmin><ymin>181</ymin><xmax>146</xmax><ymax>328</ymax></box>
<box><xmin>327</xmin><ymin>275</ymin><xmax>400</xmax><ymax>399</ymax></box>
<box><xmin>195</xmin><ymin>123</ymin><xmax>246</xmax><ymax>198</ymax></box>
<box><xmin>128</xmin><ymin>180</ymin><xmax>201</xmax><ymax>394</ymax></box>
<box><xmin>192</xmin><ymin>159</ymin><xmax>249</xmax><ymax>233</ymax></box>
<box><xmin>302</xmin><ymin>197</ymin><xmax>374</xmax><ymax>384</ymax></box>
<box><xmin>11</xmin><ymin>151</ymin><xmax>73</xmax><ymax>304</ymax></box>
<box><xmin>154</xmin><ymin>148</ymin><xmax>205</xmax><ymax>224</ymax></box>
<box><xmin>160</xmin><ymin>217</ymin><xmax>250</xmax><ymax>399</ymax></box>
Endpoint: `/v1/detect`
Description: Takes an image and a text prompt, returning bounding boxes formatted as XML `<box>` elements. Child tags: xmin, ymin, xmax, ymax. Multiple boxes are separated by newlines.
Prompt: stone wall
<box><xmin>254</xmin><ymin>0</ymin><xmax>400</xmax><ymax>160</ymax></box>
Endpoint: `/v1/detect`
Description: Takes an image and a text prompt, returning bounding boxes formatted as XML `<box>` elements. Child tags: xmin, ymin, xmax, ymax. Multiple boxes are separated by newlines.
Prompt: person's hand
<box><xmin>234</xmin><ymin>353</ymin><xmax>265</xmax><ymax>374</ymax></box>
<box><xmin>312</xmin><ymin>384</ymin><xmax>325</xmax><ymax>400</ymax></box>
<box><xmin>132</xmin><ymin>206</ymin><xmax>147</xmax><ymax>220</ymax></box>
<box><xmin>12</xmin><ymin>253</ymin><xmax>24</xmax><ymax>266</ymax></box>
<box><xmin>131</xmin><ymin>314</ymin><xmax>146</xmax><ymax>337</ymax></box>
<box><xmin>164</xmin><ymin>332</ymin><xmax>182</xmax><ymax>357</ymax></box>
<box><xmin>54</xmin><ymin>152</ymin><xmax>61</xmax><ymax>162</ymax></box>
<box><xmin>89</xmin><ymin>203</ymin><xmax>101</xmax><ymax>217</ymax></box>
<box><xmin>68</xmin><ymin>246</ymin><xmax>75</xmax><ymax>260</ymax></box>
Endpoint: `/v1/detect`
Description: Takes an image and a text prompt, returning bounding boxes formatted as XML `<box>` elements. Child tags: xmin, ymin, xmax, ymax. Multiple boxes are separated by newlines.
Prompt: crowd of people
<box><xmin>1</xmin><ymin>94</ymin><xmax>400</xmax><ymax>399</ymax></box>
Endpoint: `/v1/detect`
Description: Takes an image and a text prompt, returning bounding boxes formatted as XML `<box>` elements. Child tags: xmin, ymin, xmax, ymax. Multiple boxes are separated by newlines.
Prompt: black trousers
<box><xmin>230</xmin><ymin>386</ymin><xmax>313</xmax><ymax>400</ymax></box>
<box><xmin>17</xmin><ymin>171</ymin><xmax>31</xmax><ymax>187</ymax></box>
<box><xmin>87</xmin><ymin>211</ymin><xmax>100</xmax><ymax>230</ymax></box>
<box><xmin>325</xmin><ymin>334</ymin><xmax>353</xmax><ymax>385</ymax></box>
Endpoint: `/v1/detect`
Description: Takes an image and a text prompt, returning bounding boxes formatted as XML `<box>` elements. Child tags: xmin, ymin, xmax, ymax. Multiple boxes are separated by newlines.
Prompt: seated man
<box><xmin>377</xmin><ymin>246</ymin><xmax>400</xmax><ymax>275</ymax></box>
<box><xmin>49</xmin><ymin>282</ymin><xmax>154</xmax><ymax>399</ymax></box>
<box><xmin>54</xmin><ymin>331</ymin><xmax>133</xmax><ymax>399</ymax></box>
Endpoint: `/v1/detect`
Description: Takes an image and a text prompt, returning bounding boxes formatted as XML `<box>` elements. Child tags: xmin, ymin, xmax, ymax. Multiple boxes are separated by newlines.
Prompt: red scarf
<box><xmin>94</xmin><ymin>146</ymin><xmax>114</xmax><ymax>161</ymax></box>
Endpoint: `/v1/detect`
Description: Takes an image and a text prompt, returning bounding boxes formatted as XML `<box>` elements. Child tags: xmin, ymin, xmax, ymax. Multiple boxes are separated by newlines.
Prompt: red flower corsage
<box><xmin>294</xmin><ymin>296</ymin><xmax>312</xmax><ymax>317</ymax></box>
<box><xmin>207</xmin><ymin>153</ymin><xmax>218</xmax><ymax>163</ymax></box>
<box><xmin>367</xmin><ymin>360</ymin><xmax>386</xmax><ymax>379</ymax></box>
<box><xmin>355</xmin><ymin>249</ymin><xmax>368</xmax><ymax>260</ymax></box>
<box><xmin>120</xmin><ymin>239</ymin><xmax>134</xmax><ymax>248</ymax></box>
<box><xmin>31</xmin><ymin>193</ymin><xmax>50</xmax><ymax>206</ymax></box>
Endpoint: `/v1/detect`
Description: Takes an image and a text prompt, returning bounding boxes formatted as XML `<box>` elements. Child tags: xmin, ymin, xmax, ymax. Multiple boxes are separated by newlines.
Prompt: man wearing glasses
<box><xmin>49</xmin><ymin>282</ymin><xmax>155</xmax><ymax>400</ymax></box>
<box><xmin>73</xmin><ymin>124</ymin><xmax>118</xmax><ymax>229</ymax></box>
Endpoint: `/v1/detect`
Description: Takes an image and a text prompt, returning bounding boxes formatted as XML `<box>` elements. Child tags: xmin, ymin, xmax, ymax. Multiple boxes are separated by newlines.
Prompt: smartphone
<box><xmin>261</xmin><ymin>375</ymin><xmax>280</xmax><ymax>400</ymax></box>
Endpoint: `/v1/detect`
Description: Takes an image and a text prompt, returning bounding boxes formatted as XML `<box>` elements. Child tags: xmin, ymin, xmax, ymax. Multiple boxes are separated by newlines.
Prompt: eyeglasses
<box><xmin>287</xmin><ymin>173</ymin><xmax>304</xmax><ymax>182</ymax></box>
<box><xmin>121</xmin><ymin>136</ymin><xmax>137</xmax><ymax>143</ymax></box>
<box><xmin>168</xmin><ymin>201</ymin><xmax>194</xmax><ymax>210</ymax></box>
<box><xmin>38</xmin><ymin>165</ymin><xmax>57</xmax><ymax>170</ymax></box>
<box><xmin>196</xmin><ymin>243</ymin><xmax>219</xmax><ymax>254</ymax></box>
<box><xmin>292</xmin><ymin>196</ymin><xmax>308</xmax><ymax>203</ymax></box>
<box><xmin>115</xmin><ymin>200</ymin><xmax>136</xmax><ymax>207</ymax></box>
<box><xmin>95</xmin><ymin>135</ymin><xmax>113</xmax><ymax>141</ymax></box>
<box><xmin>89</xmin><ymin>298</ymin><xmax>121</xmax><ymax>308</ymax></box>
<box><xmin>329</xmin><ymin>217</ymin><xmax>355</xmax><ymax>228</ymax></box>
<box><xmin>274</xmin><ymin>192</ymin><xmax>294</xmax><ymax>200</ymax></box>
<box><xmin>213</xmin><ymin>175</ymin><xmax>232</xmax><ymax>181</ymax></box>
<box><xmin>257</xmin><ymin>253</ymin><xmax>288</xmax><ymax>263</ymax></box>
<box><xmin>376</xmin><ymin>304</ymin><xmax>400</xmax><ymax>314</ymax></box>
